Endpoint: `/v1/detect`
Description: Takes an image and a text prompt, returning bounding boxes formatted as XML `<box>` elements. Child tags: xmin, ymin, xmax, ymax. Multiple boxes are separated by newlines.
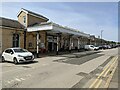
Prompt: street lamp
<box><xmin>101</xmin><ymin>30</ymin><xmax>104</xmax><ymax>45</ymax></box>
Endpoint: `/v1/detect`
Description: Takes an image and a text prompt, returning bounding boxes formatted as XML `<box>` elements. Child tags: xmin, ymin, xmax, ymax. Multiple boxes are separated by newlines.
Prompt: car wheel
<box><xmin>13</xmin><ymin>58</ymin><xmax>18</xmax><ymax>64</ymax></box>
<box><xmin>1</xmin><ymin>56</ymin><xmax>5</xmax><ymax>62</ymax></box>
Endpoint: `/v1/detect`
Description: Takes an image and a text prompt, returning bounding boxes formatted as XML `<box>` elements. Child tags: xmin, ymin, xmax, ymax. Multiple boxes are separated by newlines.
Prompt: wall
<box><xmin>18</xmin><ymin>11</ymin><xmax>27</xmax><ymax>27</ymax></box>
<box><xmin>27</xmin><ymin>14</ymin><xmax>47</xmax><ymax>26</ymax></box>
<box><xmin>26</xmin><ymin>31</ymin><xmax>46</xmax><ymax>52</ymax></box>
<box><xmin>18</xmin><ymin>11</ymin><xmax>48</xmax><ymax>27</ymax></box>
<box><xmin>1</xmin><ymin>27</ymin><xmax>47</xmax><ymax>53</ymax></box>
<box><xmin>2</xmin><ymin>28</ymin><xmax>24</xmax><ymax>52</ymax></box>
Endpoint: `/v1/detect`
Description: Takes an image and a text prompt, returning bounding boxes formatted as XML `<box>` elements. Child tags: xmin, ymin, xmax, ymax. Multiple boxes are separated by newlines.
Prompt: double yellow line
<box><xmin>89</xmin><ymin>56</ymin><xmax>118</xmax><ymax>88</ymax></box>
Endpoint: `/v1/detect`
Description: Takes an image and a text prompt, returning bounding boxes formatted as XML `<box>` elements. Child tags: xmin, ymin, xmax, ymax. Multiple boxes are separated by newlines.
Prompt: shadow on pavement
<box><xmin>1</xmin><ymin>61</ymin><xmax>38</xmax><ymax>65</ymax></box>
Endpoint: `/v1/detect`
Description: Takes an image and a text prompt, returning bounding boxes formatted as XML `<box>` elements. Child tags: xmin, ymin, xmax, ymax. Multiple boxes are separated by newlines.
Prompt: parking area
<box><xmin>0</xmin><ymin>48</ymin><xmax>118</xmax><ymax>88</ymax></box>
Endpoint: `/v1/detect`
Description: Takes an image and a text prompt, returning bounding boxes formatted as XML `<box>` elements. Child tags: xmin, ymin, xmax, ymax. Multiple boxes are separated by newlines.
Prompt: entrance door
<box><xmin>12</xmin><ymin>34</ymin><xmax>20</xmax><ymax>47</ymax></box>
<box><xmin>54</xmin><ymin>43</ymin><xmax>57</xmax><ymax>51</ymax></box>
<box><xmin>48</xmin><ymin>42</ymin><xmax>52</xmax><ymax>52</ymax></box>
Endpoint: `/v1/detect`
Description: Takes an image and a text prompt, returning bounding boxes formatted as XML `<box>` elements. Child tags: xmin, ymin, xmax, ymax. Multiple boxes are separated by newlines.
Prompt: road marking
<box><xmin>2</xmin><ymin>68</ymin><xmax>23</xmax><ymax>74</ymax></box>
<box><xmin>94</xmin><ymin>79</ymin><xmax>102</xmax><ymax>88</ymax></box>
<box><xmin>89</xmin><ymin>56</ymin><xmax>116</xmax><ymax>88</ymax></box>
<box><xmin>15</xmin><ymin>78</ymin><xmax>21</xmax><ymax>82</ymax></box>
<box><xmin>103</xmin><ymin>59</ymin><xmax>117</xmax><ymax>77</ymax></box>
<box><xmin>89</xmin><ymin>56</ymin><xmax>118</xmax><ymax>88</ymax></box>
<box><xmin>104</xmin><ymin>61</ymin><xmax>118</xmax><ymax>88</ymax></box>
<box><xmin>7</xmin><ymin>81</ymin><xmax>11</xmax><ymax>84</ymax></box>
<box><xmin>7</xmin><ymin>79</ymin><xmax>14</xmax><ymax>84</ymax></box>
<box><xmin>20</xmin><ymin>78</ymin><xmax>25</xmax><ymax>81</ymax></box>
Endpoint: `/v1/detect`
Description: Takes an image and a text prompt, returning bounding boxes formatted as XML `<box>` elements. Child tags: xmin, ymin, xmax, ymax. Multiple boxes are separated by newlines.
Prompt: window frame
<box><xmin>23</xmin><ymin>16</ymin><xmax>26</xmax><ymax>24</ymax></box>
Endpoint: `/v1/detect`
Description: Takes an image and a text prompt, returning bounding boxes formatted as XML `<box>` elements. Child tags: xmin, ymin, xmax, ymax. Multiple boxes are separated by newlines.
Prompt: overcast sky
<box><xmin>1</xmin><ymin>2</ymin><xmax>118</xmax><ymax>42</ymax></box>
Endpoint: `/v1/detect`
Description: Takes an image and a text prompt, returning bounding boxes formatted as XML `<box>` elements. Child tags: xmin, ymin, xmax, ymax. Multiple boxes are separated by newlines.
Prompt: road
<box><xmin>0</xmin><ymin>48</ymin><xmax>118</xmax><ymax>89</ymax></box>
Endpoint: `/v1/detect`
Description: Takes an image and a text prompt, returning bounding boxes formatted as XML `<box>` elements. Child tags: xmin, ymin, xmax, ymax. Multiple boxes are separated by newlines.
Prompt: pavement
<box><xmin>33</xmin><ymin>49</ymin><xmax>100</xmax><ymax>58</ymax></box>
<box><xmin>0</xmin><ymin>48</ymin><xmax>118</xmax><ymax>89</ymax></box>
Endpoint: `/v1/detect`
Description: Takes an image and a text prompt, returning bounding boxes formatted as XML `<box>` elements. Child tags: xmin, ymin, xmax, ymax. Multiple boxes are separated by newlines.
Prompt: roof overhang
<box><xmin>27</xmin><ymin>22</ymin><xmax>90</xmax><ymax>38</ymax></box>
<box><xmin>17</xmin><ymin>9</ymin><xmax>28</xmax><ymax>17</ymax></box>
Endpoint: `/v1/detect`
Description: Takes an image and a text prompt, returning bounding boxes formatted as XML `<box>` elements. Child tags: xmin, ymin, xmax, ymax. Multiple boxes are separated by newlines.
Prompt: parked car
<box><xmin>84</xmin><ymin>45</ymin><xmax>99</xmax><ymax>51</ymax></box>
<box><xmin>99</xmin><ymin>45</ymin><xmax>112</xmax><ymax>49</ymax></box>
<box><xmin>98</xmin><ymin>46</ymin><xmax>103</xmax><ymax>49</ymax></box>
<box><xmin>1</xmin><ymin>48</ymin><xmax>34</xmax><ymax>64</ymax></box>
<box><xmin>107</xmin><ymin>45</ymin><xmax>112</xmax><ymax>49</ymax></box>
<box><xmin>94</xmin><ymin>46</ymin><xmax>99</xmax><ymax>50</ymax></box>
<box><xmin>102</xmin><ymin>45</ymin><xmax>108</xmax><ymax>49</ymax></box>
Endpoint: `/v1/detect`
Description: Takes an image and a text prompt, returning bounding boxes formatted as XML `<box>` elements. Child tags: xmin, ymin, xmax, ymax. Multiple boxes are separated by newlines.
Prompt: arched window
<box><xmin>12</xmin><ymin>33</ymin><xmax>19</xmax><ymax>47</ymax></box>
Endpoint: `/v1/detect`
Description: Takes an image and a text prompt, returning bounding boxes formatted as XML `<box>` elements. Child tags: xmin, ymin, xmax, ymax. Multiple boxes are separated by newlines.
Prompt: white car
<box><xmin>84</xmin><ymin>45</ymin><xmax>99</xmax><ymax>50</ymax></box>
<box><xmin>94</xmin><ymin>46</ymin><xmax>99</xmax><ymax>50</ymax></box>
<box><xmin>1</xmin><ymin>48</ymin><xmax>34</xmax><ymax>64</ymax></box>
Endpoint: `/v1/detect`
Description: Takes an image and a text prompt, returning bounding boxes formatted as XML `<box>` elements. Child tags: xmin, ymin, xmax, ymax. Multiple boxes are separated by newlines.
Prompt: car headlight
<box><xmin>18</xmin><ymin>55</ymin><xmax>24</xmax><ymax>57</ymax></box>
<box><xmin>32</xmin><ymin>55</ymin><xmax>34</xmax><ymax>58</ymax></box>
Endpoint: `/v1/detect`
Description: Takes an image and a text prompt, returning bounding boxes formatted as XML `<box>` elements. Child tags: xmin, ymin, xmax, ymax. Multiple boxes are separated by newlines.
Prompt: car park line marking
<box><xmin>20</xmin><ymin>78</ymin><xmax>25</xmax><ymax>81</ymax></box>
<box><xmin>2</xmin><ymin>62</ymin><xmax>50</xmax><ymax>74</ymax></box>
<box><xmin>89</xmin><ymin>56</ymin><xmax>117</xmax><ymax>88</ymax></box>
<box><xmin>7</xmin><ymin>81</ymin><xmax>11</xmax><ymax>84</ymax></box>
<box><xmin>15</xmin><ymin>78</ymin><xmax>21</xmax><ymax>82</ymax></box>
<box><xmin>6</xmin><ymin>79</ymin><xmax>14</xmax><ymax>84</ymax></box>
<box><xmin>2</xmin><ymin>68</ymin><xmax>23</xmax><ymax>74</ymax></box>
<box><xmin>6</xmin><ymin>77</ymin><xmax>27</xmax><ymax>85</ymax></box>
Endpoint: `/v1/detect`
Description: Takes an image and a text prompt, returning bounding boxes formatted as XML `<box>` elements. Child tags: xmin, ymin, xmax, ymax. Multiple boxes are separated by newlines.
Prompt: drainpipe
<box><xmin>78</xmin><ymin>37</ymin><xmax>80</xmax><ymax>52</ymax></box>
<box><xmin>24</xmin><ymin>28</ymin><xmax>27</xmax><ymax>49</ymax></box>
<box><xmin>69</xmin><ymin>34</ymin><xmax>73</xmax><ymax>53</ymax></box>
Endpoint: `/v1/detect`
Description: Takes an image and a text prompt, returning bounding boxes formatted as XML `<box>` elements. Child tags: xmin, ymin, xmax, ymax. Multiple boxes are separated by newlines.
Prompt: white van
<box><xmin>84</xmin><ymin>45</ymin><xmax>99</xmax><ymax>50</ymax></box>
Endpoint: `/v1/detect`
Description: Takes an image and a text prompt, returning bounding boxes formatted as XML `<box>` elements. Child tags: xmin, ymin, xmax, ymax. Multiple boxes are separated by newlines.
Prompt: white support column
<box><xmin>56</xmin><ymin>35</ymin><xmax>59</xmax><ymax>55</ymax></box>
<box><xmin>78</xmin><ymin>37</ymin><xmax>80</xmax><ymax>51</ymax></box>
<box><xmin>36</xmin><ymin>32</ymin><xmax>39</xmax><ymax>58</ymax></box>
<box><xmin>61</xmin><ymin>36</ymin><xmax>63</xmax><ymax>49</ymax></box>
<box><xmin>69</xmin><ymin>36</ymin><xmax>72</xmax><ymax>52</ymax></box>
<box><xmin>52</xmin><ymin>37</ymin><xmax>54</xmax><ymax>51</ymax></box>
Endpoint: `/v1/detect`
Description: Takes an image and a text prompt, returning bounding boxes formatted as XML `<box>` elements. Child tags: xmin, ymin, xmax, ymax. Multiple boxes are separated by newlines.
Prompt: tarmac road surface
<box><xmin>0</xmin><ymin>48</ymin><xmax>118</xmax><ymax>89</ymax></box>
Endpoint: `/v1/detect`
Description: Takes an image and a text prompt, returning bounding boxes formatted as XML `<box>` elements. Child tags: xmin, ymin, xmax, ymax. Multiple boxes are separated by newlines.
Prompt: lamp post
<box><xmin>101</xmin><ymin>30</ymin><xmax>104</xmax><ymax>46</ymax></box>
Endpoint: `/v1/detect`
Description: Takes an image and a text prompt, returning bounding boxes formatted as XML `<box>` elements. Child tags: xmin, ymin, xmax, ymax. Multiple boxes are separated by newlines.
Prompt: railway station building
<box><xmin>0</xmin><ymin>8</ymin><xmax>106</xmax><ymax>55</ymax></box>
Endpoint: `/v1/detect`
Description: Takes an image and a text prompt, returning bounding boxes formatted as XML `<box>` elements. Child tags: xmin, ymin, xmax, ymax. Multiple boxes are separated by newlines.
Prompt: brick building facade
<box><xmin>0</xmin><ymin>8</ymin><xmax>109</xmax><ymax>54</ymax></box>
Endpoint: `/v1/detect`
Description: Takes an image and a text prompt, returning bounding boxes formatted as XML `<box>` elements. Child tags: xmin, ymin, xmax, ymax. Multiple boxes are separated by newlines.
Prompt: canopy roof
<box><xmin>27</xmin><ymin>22</ymin><xmax>90</xmax><ymax>38</ymax></box>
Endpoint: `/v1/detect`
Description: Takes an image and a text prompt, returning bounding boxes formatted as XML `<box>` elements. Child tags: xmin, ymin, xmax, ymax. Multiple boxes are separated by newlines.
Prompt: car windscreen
<box><xmin>13</xmin><ymin>49</ymin><xmax>28</xmax><ymax>53</ymax></box>
<box><xmin>90</xmin><ymin>45</ymin><xmax>94</xmax><ymax>47</ymax></box>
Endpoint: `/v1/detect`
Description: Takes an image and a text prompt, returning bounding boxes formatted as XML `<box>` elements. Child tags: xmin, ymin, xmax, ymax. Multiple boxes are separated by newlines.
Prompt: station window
<box><xmin>12</xmin><ymin>34</ymin><xmax>19</xmax><ymax>47</ymax></box>
<box><xmin>23</xmin><ymin>16</ymin><xmax>26</xmax><ymax>24</ymax></box>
